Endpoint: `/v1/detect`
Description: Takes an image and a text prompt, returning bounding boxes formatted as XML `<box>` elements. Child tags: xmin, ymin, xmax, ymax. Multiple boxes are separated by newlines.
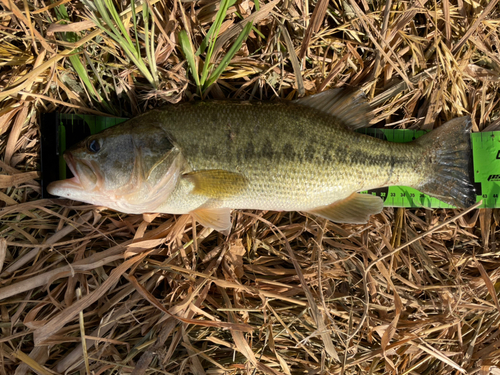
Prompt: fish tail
<box><xmin>414</xmin><ymin>116</ymin><xmax>476</xmax><ymax>208</ymax></box>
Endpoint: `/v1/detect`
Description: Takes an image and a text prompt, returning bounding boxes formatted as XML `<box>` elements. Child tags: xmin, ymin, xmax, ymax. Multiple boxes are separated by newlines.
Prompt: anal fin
<box><xmin>191</xmin><ymin>207</ymin><xmax>232</xmax><ymax>235</ymax></box>
<box><xmin>308</xmin><ymin>193</ymin><xmax>384</xmax><ymax>224</ymax></box>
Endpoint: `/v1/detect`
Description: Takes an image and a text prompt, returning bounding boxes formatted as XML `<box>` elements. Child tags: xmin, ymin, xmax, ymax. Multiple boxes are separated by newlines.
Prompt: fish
<box><xmin>47</xmin><ymin>89</ymin><xmax>476</xmax><ymax>234</ymax></box>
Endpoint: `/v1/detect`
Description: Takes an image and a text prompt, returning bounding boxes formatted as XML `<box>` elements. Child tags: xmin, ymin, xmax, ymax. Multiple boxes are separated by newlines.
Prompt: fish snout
<box><xmin>46</xmin><ymin>151</ymin><xmax>83</xmax><ymax>197</ymax></box>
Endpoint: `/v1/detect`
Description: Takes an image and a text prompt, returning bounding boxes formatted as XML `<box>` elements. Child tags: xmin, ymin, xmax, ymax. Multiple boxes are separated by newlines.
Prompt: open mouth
<box><xmin>64</xmin><ymin>151</ymin><xmax>81</xmax><ymax>186</ymax></box>
<box><xmin>46</xmin><ymin>151</ymin><xmax>82</xmax><ymax>195</ymax></box>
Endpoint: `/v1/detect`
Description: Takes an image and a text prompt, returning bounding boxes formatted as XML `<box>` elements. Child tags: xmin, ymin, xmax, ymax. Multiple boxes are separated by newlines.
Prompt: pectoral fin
<box><xmin>293</xmin><ymin>88</ymin><xmax>372</xmax><ymax>130</ymax></box>
<box><xmin>191</xmin><ymin>207</ymin><xmax>232</xmax><ymax>235</ymax></box>
<box><xmin>308</xmin><ymin>193</ymin><xmax>384</xmax><ymax>224</ymax></box>
<box><xmin>183</xmin><ymin>170</ymin><xmax>248</xmax><ymax>199</ymax></box>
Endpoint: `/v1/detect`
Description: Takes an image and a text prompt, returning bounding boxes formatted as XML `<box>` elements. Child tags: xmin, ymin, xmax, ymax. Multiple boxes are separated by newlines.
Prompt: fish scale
<box><xmin>144</xmin><ymin>101</ymin><xmax>420</xmax><ymax>212</ymax></box>
<box><xmin>45</xmin><ymin>89</ymin><xmax>476</xmax><ymax>233</ymax></box>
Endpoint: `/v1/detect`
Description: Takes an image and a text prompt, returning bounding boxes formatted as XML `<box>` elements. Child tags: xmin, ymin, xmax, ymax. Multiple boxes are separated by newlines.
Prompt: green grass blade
<box><xmin>178</xmin><ymin>30</ymin><xmax>201</xmax><ymax>90</ymax></box>
<box><xmin>234</xmin><ymin>11</ymin><xmax>266</xmax><ymax>39</ymax></box>
<box><xmin>199</xmin><ymin>0</ymin><xmax>233</xmax><ymax>86</ymax></box>
<box><xmin>103</xmin><ymin>0</ymin><xmax>136</xmax><ymax>49</ymax></box>
<box><xmin>68</xmin><ymin>54</ymin><xmax>101</xmax><ymax>100</ymax></box>
<box><xmin>54</xmin><ymin>2</ymin><xmax>109</xmax><ymax>107</ymax></box>
<box><xmin>143</xmin><ymin>2</ymin><xmax>158</xmax><ymax>86</ymax></box>
<box><xmin>196</xmin><ymin>0</ymin><xmax>238</xmax><ymax>57</ymax></box>
<box><xmin>84</xmin><ymin>0</ymin><xmax>156</xmax><ymax>87</ymax></box>
<box><xmin>131</xmin><ymin>0</ymin><xmax>141</xmax><ymax>58</ymax></box>
<box><xmin>204</xmin><ymin>21</ymin><xmax>253</xmax><ymax>89</ymax></box>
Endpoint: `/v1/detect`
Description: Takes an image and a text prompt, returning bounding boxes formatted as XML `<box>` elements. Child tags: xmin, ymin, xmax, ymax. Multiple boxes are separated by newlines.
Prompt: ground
<box><xmin>0</xmin><ymin>0</ymin><xmax>500</xmax><ymax>374</ymax></box>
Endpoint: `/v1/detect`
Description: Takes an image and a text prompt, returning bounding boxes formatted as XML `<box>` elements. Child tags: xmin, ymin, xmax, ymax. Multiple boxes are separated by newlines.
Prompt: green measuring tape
<box><xmin>47</xmin><ymin>114</ymin><xmax>499</xmax><ymax>209</ymax></box>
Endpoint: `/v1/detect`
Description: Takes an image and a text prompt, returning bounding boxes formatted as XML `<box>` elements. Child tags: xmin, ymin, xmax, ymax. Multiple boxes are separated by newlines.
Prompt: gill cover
<box><xmin>47</xmin><ymin>122</ymin><xmax>183</xmax><ymax>214</ymax></box>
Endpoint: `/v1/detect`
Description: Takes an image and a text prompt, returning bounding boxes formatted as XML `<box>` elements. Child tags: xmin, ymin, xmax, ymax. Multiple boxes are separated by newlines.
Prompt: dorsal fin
<box><xmin>293</xmin><ymin>88</ymin><xmax>372</xmax><ymax>130</ymax></box>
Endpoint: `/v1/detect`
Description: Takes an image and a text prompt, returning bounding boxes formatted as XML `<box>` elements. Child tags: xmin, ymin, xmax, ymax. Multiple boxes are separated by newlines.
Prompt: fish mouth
<box><xmin>46</xmin><ymin>151</ymin><xmax>83</xmax><ymax>195</ymax></box>
<box><xmin>64</xmin><ymin>152</ymin><xmax>82</xmax><ymax>187</ymax></box>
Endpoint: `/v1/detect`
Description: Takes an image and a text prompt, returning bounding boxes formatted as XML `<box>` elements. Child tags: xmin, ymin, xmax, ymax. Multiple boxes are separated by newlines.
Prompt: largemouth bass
<box><xmin>47</xmin><ymin>89</ymin><xmax>476</xmax><ymax>234</ymax></box>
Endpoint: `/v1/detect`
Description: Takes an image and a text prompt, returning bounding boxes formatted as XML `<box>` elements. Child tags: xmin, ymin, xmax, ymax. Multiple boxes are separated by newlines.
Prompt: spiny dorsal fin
<box><xmin>191</xmin><ymin>207</ymin><xmax>232</xmax><ymax>235</ymax></box>
<box><xmin>183</xmin><ymin>169</ymin><xmax>248</xmax><ymax>199</ymax></box>
<box><xmin>308</xmin><ymin>193</ymin><xmax>383</xmax><ymax>224</ymax></box>
<box><xmin>294</xmin><ymin>88</ymin><xmax>372</xmax><ymax>130</ymax></box>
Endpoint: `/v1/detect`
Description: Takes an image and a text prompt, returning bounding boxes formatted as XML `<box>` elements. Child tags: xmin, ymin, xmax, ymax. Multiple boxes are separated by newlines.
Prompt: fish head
<box><xmin>47</xmin><ymin>122</ymin><xmax>183</xmax><ymax>213</ymax></box>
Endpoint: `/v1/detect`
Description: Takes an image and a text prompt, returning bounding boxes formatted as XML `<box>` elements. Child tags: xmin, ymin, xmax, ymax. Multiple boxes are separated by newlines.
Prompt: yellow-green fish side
<box><xmin>148</xmin><ymin>101</ymin><xmax>424</xmax><ymax>213</ymax></box>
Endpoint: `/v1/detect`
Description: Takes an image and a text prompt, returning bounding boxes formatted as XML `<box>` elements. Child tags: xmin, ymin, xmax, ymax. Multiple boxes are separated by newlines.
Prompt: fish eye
<box><xmin>87</xmin><ymin>139</ymin><xmax>101</xmax><ymax>153</ymax></box>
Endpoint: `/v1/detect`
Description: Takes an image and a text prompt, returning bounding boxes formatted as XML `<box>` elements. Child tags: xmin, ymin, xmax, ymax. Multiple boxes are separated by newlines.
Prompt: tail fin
<box><xmin>414</xmin><ymin>117</ymin><xmax>476</xmax><ymax>208</ymax></box>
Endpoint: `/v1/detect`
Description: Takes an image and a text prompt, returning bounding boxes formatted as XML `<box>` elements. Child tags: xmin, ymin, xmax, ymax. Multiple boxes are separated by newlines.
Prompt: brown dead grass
<box><xmin>1</xmin><ymin>0</ymin><xmax>500</xmax><ymax>374</ymax></box>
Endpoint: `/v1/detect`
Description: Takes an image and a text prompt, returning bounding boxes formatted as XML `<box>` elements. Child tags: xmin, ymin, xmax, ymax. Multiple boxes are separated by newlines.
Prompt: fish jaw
<box><xmin>47</xmin><ymin>151</ymin><xmax>99</xmax><ymax>203</ymax></box>
<box><xmin>47</xmin><ymin>176</ymin><xmax>82</xmax><ymax>197</ymax></box>
<box><xmin>46</xmin><ymin>173</ymin><xmax>102</xmax><ymax>205</ymax></box>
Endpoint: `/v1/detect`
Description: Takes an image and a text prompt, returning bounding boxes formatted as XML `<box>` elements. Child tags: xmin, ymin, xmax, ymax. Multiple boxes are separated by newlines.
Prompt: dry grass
<box><xmin>0</xmin><ymin>0</ymin><xmax>500</xmax><ymax>374</ymax></box>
